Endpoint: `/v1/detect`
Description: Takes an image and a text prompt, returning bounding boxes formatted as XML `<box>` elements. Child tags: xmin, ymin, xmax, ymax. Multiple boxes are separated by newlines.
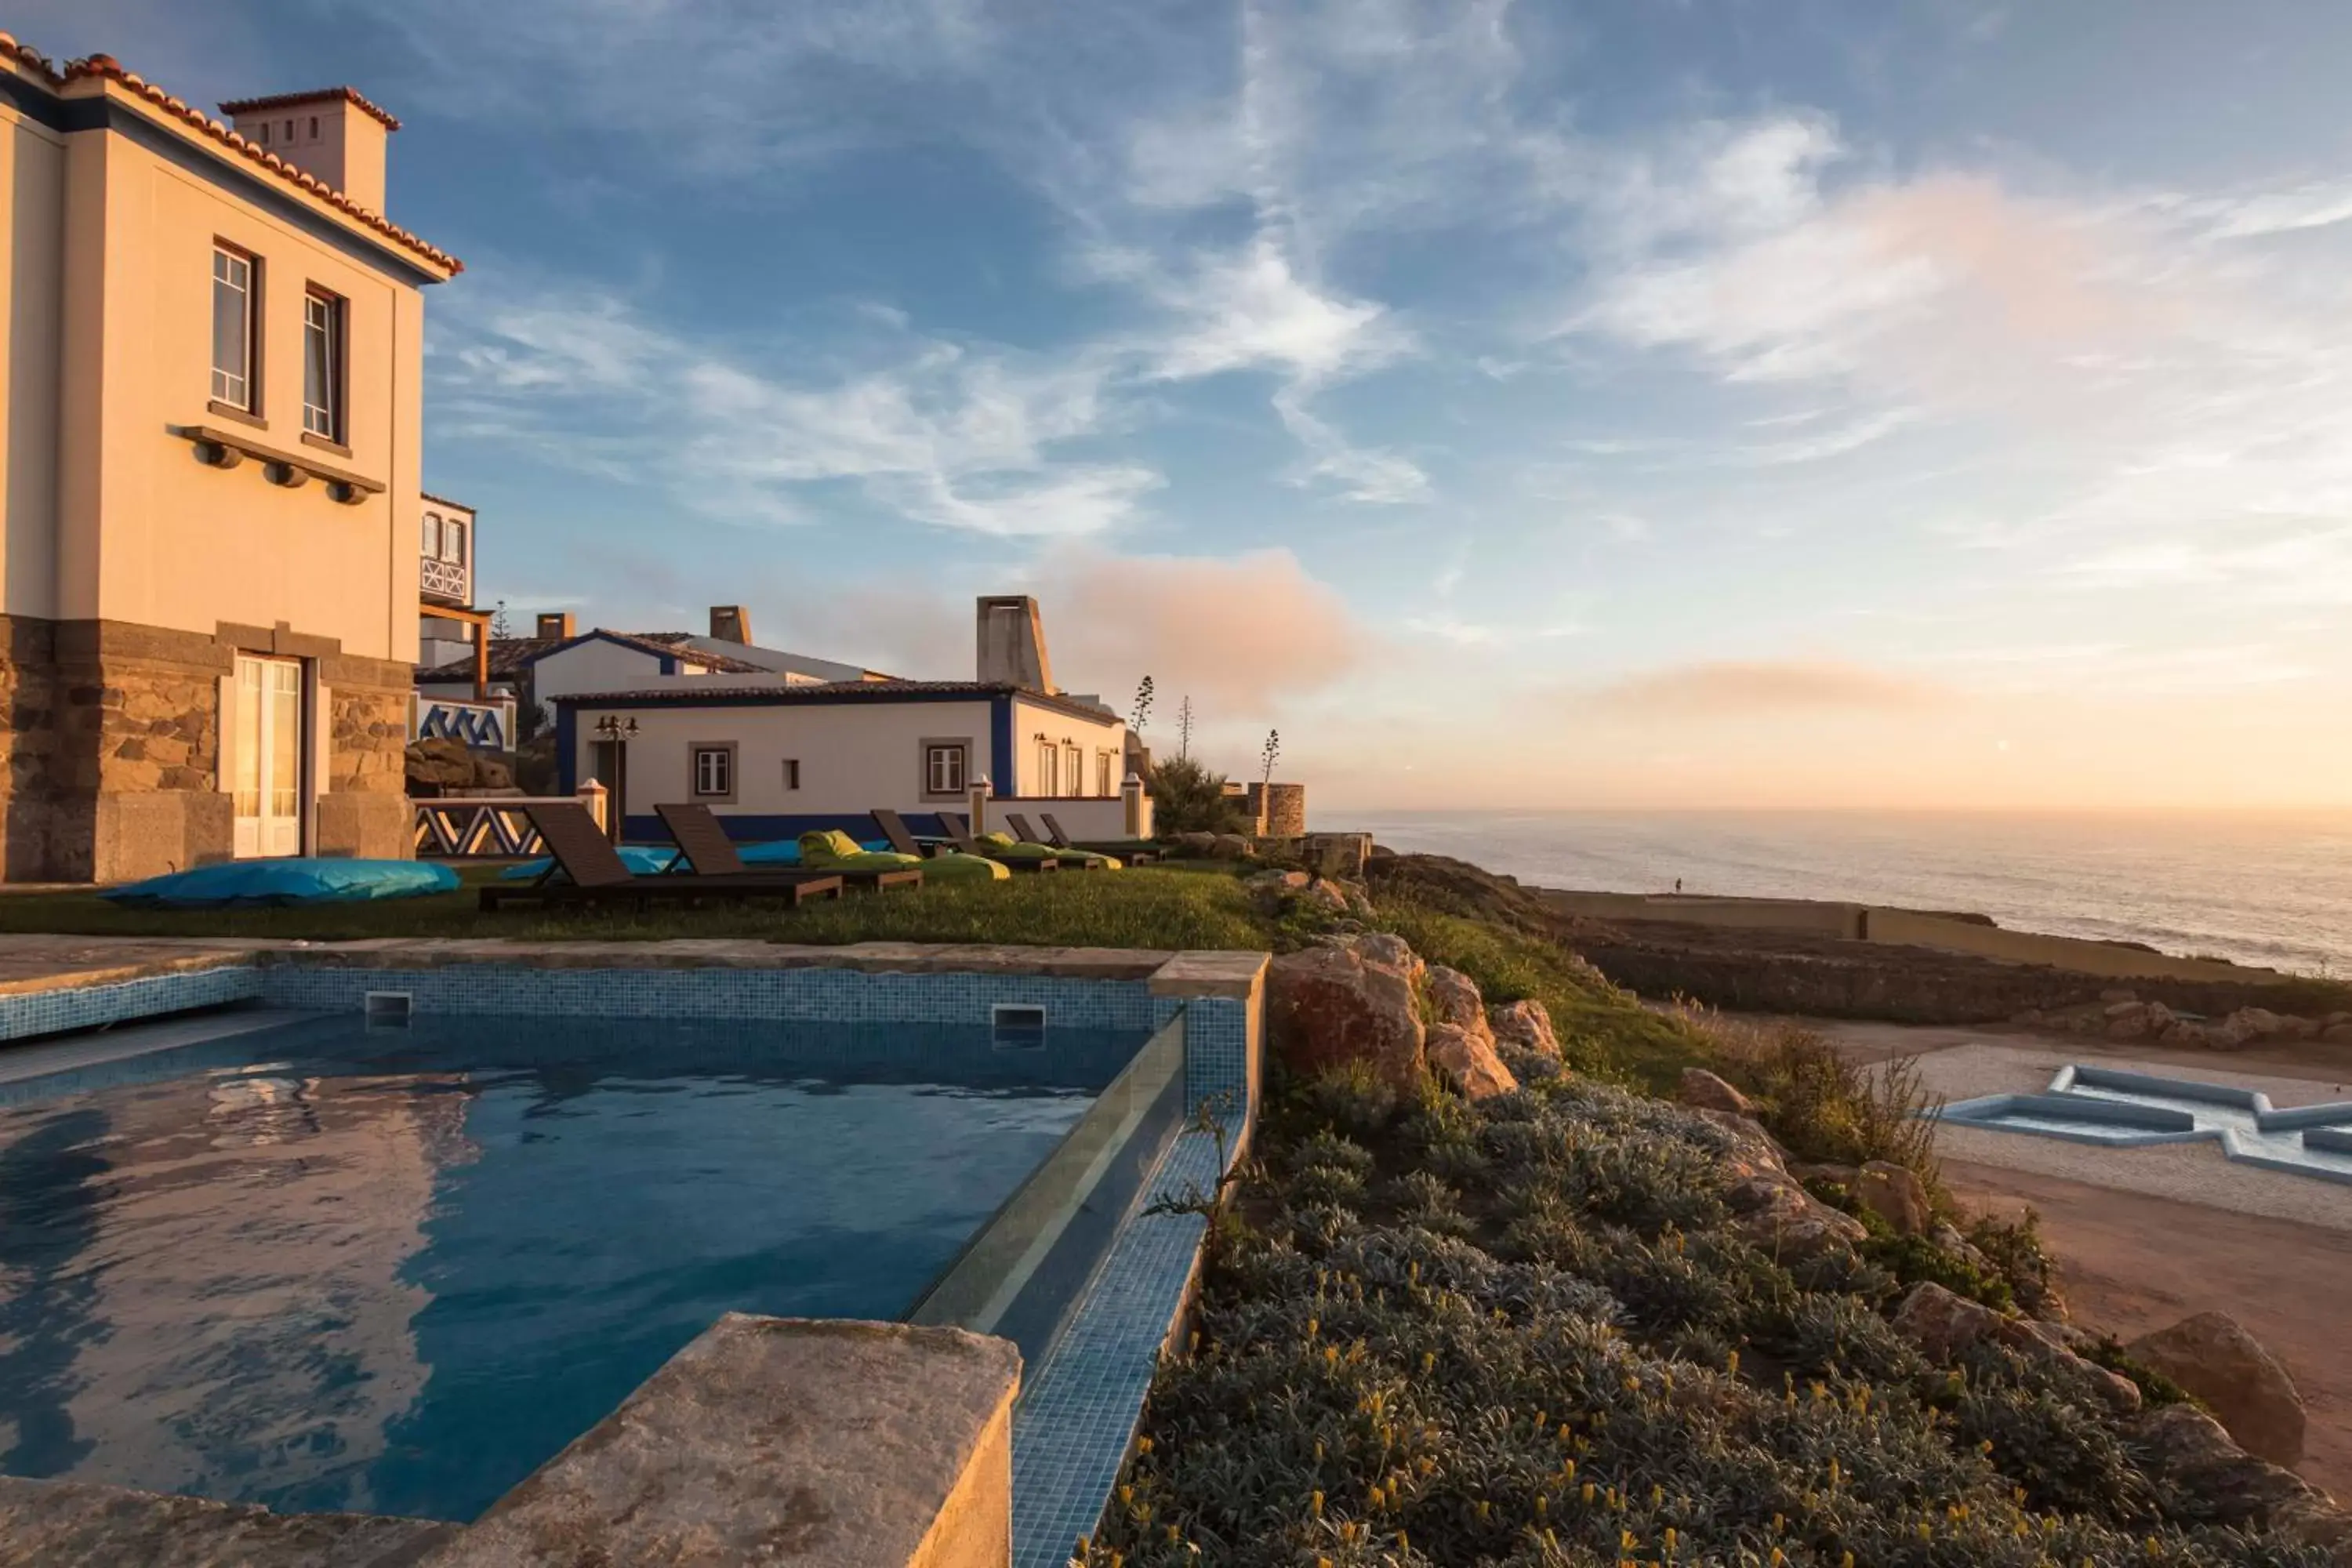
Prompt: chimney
<box><xmin>975</xmin><ymin>596</ymin><xmax>1055</xmax><ymax>693</ymax></box>
<box><xmin>536</xmin><ymin>612</ymin><xmax>575</xmax><ymax>640</ymax></box>
<box><xmin>709</xmin><ymin>605</ymin><xmax>753</xmax><ymax>645</ymax></box>
<box><xmin>220</xmin><ymin>88</ymin><xmax>398</xmax><ymax>212</ymax></box>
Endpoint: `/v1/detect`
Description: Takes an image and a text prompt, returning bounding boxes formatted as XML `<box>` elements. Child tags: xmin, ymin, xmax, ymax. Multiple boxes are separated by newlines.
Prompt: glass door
<box><xmin>232</xmin><ymin>655</ymin><xmax>305</xmax><ymax>858</ymax></box>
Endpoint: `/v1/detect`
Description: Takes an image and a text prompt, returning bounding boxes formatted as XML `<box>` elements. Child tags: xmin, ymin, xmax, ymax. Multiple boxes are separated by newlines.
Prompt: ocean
<box><xmin>1340</xmin><ymin>810</ymin><xmax>2352</xmax><ymax>978</ymax></box>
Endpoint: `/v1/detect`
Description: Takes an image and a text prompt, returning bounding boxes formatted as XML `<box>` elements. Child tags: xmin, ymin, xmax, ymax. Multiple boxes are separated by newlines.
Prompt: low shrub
<box><xmin>1673</xmin><ymin>1003</ymin><xmax>1943</xmax><ymax>1187</ymax></box>
<box><xmin>1077</xmin><ymin>1075</ymin><xmax>2328</xmax><ymax>1568</ymax></box>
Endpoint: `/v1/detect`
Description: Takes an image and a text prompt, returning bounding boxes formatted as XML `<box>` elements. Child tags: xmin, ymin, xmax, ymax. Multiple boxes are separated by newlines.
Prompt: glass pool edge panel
<box><xmin>908</xmin><ymin>1014</ymin><xmax>1187</xmax><ymax>1368</ymax></box>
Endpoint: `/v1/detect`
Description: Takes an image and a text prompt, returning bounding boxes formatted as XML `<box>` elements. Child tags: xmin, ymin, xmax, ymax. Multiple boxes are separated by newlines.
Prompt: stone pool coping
<box><xmin>0</xmin><ymin>936</ymin><xmax>1268</xmax><ymax>1568</ymax></box>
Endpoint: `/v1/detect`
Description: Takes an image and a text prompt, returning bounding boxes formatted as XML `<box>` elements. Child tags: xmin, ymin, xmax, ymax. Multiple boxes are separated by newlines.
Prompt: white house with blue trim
<box><xmin>551</xmin><ymin>597</ymin><xmax>1144</xmax><ymax>844</ymax></box>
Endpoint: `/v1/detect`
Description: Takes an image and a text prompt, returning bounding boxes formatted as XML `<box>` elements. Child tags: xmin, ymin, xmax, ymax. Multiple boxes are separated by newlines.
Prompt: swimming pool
<box><xmin>0</xmin><ymin>1011</ymin><xmax>1149</xmax><ymax>1523</ymax></box>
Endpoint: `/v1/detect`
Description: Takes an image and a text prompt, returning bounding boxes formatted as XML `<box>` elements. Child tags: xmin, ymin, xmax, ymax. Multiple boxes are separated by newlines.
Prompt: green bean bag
<box><xmin>798</xmin><ymin>829</ymin><xmax>1010</xmax><ymax>881</ymax></box>
<box><xmin>978</xmin><ymin>831</ymin><xmax>1118</xmax><ymax>869</ymax></box>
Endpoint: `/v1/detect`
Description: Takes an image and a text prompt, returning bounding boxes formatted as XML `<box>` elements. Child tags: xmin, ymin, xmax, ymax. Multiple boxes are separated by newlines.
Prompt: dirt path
<box><xmin>1944</xmin><ymin>1157</ymin><xmax>2352</xmax><ymax>1500</ymax></box>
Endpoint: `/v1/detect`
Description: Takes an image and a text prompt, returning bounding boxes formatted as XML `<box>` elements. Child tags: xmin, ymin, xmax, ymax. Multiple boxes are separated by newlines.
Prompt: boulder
<box><xmin>2103</xmin><ymin>1000</ymin><xmax>2153</xmax><ymax>1040</ymax></box>
<box><xmin>1343</xmin><ymin>932</ymin><xmax>1425</xmax><ymax>988</ymax></box>
<box><xmin>1208</xmin><ymin>833</ymin><xmax>1254</xmax><ymax>860</ymax></box>
<box><xmin>1265</xmin><ymin>945</ymin><xmax>1425</xmax><ymax>1094</ymax></box>
<box><xmin>2132</xmin><ymin>1404</ymin><xmax>2342</xmax><ymax>1541</ymax></box>
<box><xmin>1690</xmin><ymin>1108</ymin><xmax>1867</xmax><ymax>1261</ymax></box>
<box><xmin>1890</xmin><ymin>1283</ymin><xmax>2140</xmax><ymax>1414</ymax></box>
<box><xmin>1427</xmin><ymin>1021</ymin><xmax>1517</xmax><ymax>1101</ymax></box>
<box><xmin>1172</xmin><ymin>832</ymin><xmax>1216</xmax><ymax>857</ymax></box>
<box><xmin>1296</xmin><ymin>878</ymin><xmax>1352</xmax><ymax>915</ymax></box>
<box><xmin>2323</xmin><ymin>1022</ymin><xmax>2352</xmax><ymax>1046</ymax></box>
<box><xmin>1679</xmin><ymin>1068</ymin><xmax>1753</xmax><ymax>1116</ymax></box>
<box><xmin>2127</xmin><ymin>1312</ymin><xmax>2305</xmax><ymax>1468</ymax></box>
<box><xmin>1854</xmin><ymin>1160</ymin><xmax>1933</xmax><ymax>1237</ymax></box>
<box><xmin>1249</xmin><ymin>869</ymin><xmax>1312</xmax><ymax>895</ymax></box>
<box><xmin>1424</xmin><ymin>965</ymin><xmax>1493</xmax><ymax>1048</ymax></box>
<box><xmin>1492</xmin><ymin>999</ymin><xmax>1561</xmax><ymax>1058</ymax></box>
<box><xmin>2100</xmin><ymin>988</ymin><xmax>2140</xmax><ymax>1004</ymax></box>
<box><xmin>1929</xmin><ymin>1221</ymin><xmax>1996</xmax><ymax>1276</ymax></box>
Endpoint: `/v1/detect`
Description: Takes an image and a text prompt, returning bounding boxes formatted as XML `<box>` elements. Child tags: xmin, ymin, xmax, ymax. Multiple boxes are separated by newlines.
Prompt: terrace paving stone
<box><xmin>0</xmin><ymin>1475</ymin><xmax>456</xmax><ymax>1568</ymax></box>
<box><xmin>0</xmin><ymin>934</ymin><xmax>264</xmax><ymax>994</ymax></box>
<box><xmin>424</xmin><ymin>1315</ymin><xmax>1019</xmax><ymax>1568</ymax></box>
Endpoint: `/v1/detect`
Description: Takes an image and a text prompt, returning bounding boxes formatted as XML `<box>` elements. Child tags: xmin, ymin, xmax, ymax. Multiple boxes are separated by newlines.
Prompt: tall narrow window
<box><xmin>303</xmin><ymin>289</ymin><xmax>344</xmax><ymax>440</ymax></box>
<box><xmin>443</xmin><ymin>519</ymin><xmax>467</xmax><ymax>565</ymax></box>
<box><xmin>211</xmin><ymin>246</ymin><xmax>255</xmax><ymax>409</ymax></box>
<box><xmin>422</xmin><ymin>513</ymin><xmax>442</xmax><ymax>558</ymax></box>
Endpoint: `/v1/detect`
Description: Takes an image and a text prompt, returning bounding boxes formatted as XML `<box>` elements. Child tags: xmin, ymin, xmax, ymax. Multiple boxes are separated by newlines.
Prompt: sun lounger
<box><xmin>871</xmin><ymin>808</ymin><xmax>948</xmax><ymax>858</ymax></box>
<box><xmin>1040</xmin><ymin>811</ymin><xmax>1154</xmax><ymax>864</ymax></box>
<box><xmin>478</xmin><ymin>802</ymin><xmax>845</xmax><ymax>911</ymax></box>
<box><xmin>800</xmin><ymin>828</ymin><xmax>1007</xmax><ymax>882</ymax></box>
<box><xmin>937</xmin><ymin>812</ymin><xmax>1059</xmax><ymax>872</ymax></box>
<box><xmin>1000</xmin><ymin>811</ymin><xmax>1113</xmax><ymax>869</ymax></box>
<box><xmin>657</xmin><ymin>804</ymin><xmax>920</xmax><ymax>893</ymax></box>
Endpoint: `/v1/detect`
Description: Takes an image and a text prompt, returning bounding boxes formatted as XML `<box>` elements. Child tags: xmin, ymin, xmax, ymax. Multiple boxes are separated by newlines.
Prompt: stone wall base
<box><xmin>0</xmin><ymin>615</ymin><xmax>415</xmax><ymax>883</ymax></box>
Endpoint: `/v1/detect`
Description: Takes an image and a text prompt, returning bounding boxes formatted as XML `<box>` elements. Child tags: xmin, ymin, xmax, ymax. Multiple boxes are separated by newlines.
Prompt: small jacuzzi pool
<box><xmin>0</xmin><ymin>1011</ymin><xmax>1151</xmax><ymax>1522</ymax></box>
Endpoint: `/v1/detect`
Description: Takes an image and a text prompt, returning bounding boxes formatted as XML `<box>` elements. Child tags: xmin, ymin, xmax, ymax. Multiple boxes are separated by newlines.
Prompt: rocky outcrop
<box><xmin>1424</xmin><ymin>966</ymin><xmax>1492</xmax><ymax>1047</ymax></box>
<box><xmin>1266</xmin><ymin>943</ymin><xmax>1425</xmax><ymax>1094</ymax></box>
<box><xmin>2015</xmin><ymin>993</ymin><xmax>2344</xmax><ymax>1051</ymax></box>
<box><xmin>1492</xmin><ymin>999</ymin><xmax>1560</xmax><ymax>1058</ymax></box>
<box><xmin>1854</xmin><ymin>1160</ymin><xmax>1933</xmax><ymax>1237</ymax></box>
<box><xmin>1890</xmin><ymin>1283</ymin><xmax>2140</xmax><ymax>1414</ymax></box>
<box><xmin>1692</xmin><ymin>1109</ymin><xmax>1867</xmax><ymax>1261</ymax></box>
<box><xmin>1679</xmin><ymin>1068</ymin><xmax>1752</xmax><ymax>1116</ymax></box>
<box><xmin>1345</xmin><ymin>933</ymin><xmax>1424</xmax><ymax>988</ymax></box>
<box><xmin>2127</xmin><ymin>1312</ymin><xmax>2306</xmax><ymax>1468</ymax></box>
<box><xmin>2131</xmin><ymin>1404</ymin><xmax>2351</xmax><ymax>1554</ymax></box>
<box><xmin>1427</xmin><ymin>1021</ymin><xmax>1516</xmax><ymax>1100</ymax></box>
<box><xmin>405</xmin><ymin>736</ymin><xmax>514</xmax><ymax>793</ymax></box>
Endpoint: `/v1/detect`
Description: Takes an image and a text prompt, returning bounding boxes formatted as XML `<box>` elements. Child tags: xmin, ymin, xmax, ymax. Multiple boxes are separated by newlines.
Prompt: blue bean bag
<box><xmin>105</xmin><ymin>858</ymin><xmax>461</xmax><ymax>909</ymax></box>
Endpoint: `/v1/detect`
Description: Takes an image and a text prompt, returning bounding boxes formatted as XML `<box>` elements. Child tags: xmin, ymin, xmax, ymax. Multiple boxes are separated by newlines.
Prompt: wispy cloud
<box><xmin>431</xmin><ymin>285</ymin><xmax>1156</xmax><ymax>537</ymax></box>
<box><xmin>1581</xmin><ymin>660</ymin><xmax>1949</xmax><ymax>718</ymax></box>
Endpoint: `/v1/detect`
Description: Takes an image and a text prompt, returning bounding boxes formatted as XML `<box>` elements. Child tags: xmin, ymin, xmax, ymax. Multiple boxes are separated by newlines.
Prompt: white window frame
<box><xmin>211</xmin><ymin>245</ymin><xmax>256</xmax><ymax>411</ymax></box>
<box><xmin>1063</xmin><ymin>742</ymin><xmax>1083</xmax><ymax>797</ymax></box>
<box><xmin>690</xmin><ymin>742</ymin><xmax>735</xmax><ymax>802</ymax></box>
<box><xmin>1098</xmin><ymin>750</ymin><xmax>1116</xmax><ymax>797</ymax></box>
<box><xmin>922</xmin><ymin>740</ymin><xmax>968</xmax><ymax>799</ymax></box>
<box><xmin>421</xmin><ymin>512</ymin><xmax>442</xmax><ymax>558</ymax></box>
<box><xmin>303</xmin><ymin>289</ymin><xmax>344</xmax><ymax>440</ymax></box>
<box><xmin>441</xmin><ymin>518</ymin><xmax>467</xmax><ymax>564</ymax></box>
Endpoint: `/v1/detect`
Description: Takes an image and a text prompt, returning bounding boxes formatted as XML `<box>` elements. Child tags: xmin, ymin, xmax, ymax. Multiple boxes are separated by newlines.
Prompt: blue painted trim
<box><xmin>555</xmin><ymin>702</ymin><xmax>579</xmax><ymax>794</ymax></box>
<box><xmin>621</xmin><ymin>811</ymin><xmax>948</xmax><ymax>845</ymax></box>
<box><xmin>549</xmin><ymin>682</ymin><xmax>1120</xmax><ymax>728</ymax></box>
<box><xmin>990</xmin><ymin>693</ymin><xmax>1015</xmax><ymax>792</ymax></box>
<box><xmin>0</xmin><ymin>75</ymin><xmax>450</xmax><ymax>286</ymax></box>
<box><xmin>658</xmin><ymin>655</ymin><xmax>678</xmax><ymax>675</ymax></box>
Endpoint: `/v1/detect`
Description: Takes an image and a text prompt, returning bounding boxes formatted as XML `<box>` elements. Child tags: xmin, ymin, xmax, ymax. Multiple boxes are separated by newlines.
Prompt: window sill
<box><xmin>299</xmin><ymin>430</ymin><xmax>353</xmax><ymax>459</ymax></box>
<box><xmin>207</xmin><ymin>399</ymin><xmax>267</xmax><ymax>430</ymax></box>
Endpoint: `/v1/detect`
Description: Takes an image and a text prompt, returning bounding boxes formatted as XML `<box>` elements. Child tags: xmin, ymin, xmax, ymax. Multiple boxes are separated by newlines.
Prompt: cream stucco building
<box><xmin>0</xmin><ymin>38</ymin><xmax>463</xmax><ymax>880</ymax></box>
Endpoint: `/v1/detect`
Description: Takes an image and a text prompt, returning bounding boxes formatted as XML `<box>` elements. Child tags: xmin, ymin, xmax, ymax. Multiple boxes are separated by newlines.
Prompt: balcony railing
<box><xmin>421</xmin><ymin>555</ymin><xmax>470</xmax><ymax>604</ymax></box>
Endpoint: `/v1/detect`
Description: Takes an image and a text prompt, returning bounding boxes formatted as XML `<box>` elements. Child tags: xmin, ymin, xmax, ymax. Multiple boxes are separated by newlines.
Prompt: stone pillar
<box><xmin>968</xmin><ymin>775</ymin><xmax>992</xmax><ymax>837</ymax></box>
<box><xmin>316</xmin><ymin>652</ymin><xmax>416</xmax><ymax>861</ymax></box>
<box><xmin>1247</xmin><ymin>782</ymin><xmax>1307</xmax><ymax>837</ymax></box>
<box><xmin>577</xmin><ymin>779</ymin><xmax>608</xmax><ymax>834</ymax></box>
<box><xmin>1122</xmin><ymin>771</ymin><xmax>1148</xmax><ymax>838</ymax></box>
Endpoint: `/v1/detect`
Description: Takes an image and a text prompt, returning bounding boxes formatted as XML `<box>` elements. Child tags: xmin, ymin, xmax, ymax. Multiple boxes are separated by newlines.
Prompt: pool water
<box><xmin>0</xmin><ymin>1013</ymin><xmax>1143</xmax><ymax>1522</ymax></box>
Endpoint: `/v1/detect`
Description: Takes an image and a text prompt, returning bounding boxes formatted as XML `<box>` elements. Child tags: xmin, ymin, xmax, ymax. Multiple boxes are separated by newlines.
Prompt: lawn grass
<box><xmin>1374</xmin><ymin>898</ymin><xmax>1711</xmax><ymax>1093</ymax></box>
<box><xmin>0</xmin><ymin>861</ymin><xmax>1276</xmax><ymax>951</ymax></box>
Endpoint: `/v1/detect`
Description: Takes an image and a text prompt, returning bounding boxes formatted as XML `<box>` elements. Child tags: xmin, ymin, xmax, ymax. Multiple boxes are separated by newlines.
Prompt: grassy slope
<box><xmin>0</xmin><ymin>863</ymin><xmax>1272</xmax><ymax>953</ymax></box>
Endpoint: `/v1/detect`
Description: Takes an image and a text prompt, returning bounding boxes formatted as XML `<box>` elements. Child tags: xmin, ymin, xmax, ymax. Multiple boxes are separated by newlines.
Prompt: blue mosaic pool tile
<box><xmin>1181</xmin><ymin>995</ymin><xmax>1252</xmax><ymax>1120</ymax></box>
<box><xmin>0</xmin><ymin>966</ymin><xmax>263</xmax><ymax>1042</ymax></box>
<box><xmin>258</xmin><ymin>964</ymin><xmax>1157</xmax><ymax>1029</ymax></box>
<box><xmin>1011</xmin><ymin>1109</ymin><xmax>1234</xmax><ymax>1568</ymax></box>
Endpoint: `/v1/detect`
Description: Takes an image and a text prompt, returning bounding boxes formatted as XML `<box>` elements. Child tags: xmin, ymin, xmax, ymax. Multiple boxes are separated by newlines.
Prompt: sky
<box><xmin>28</xmin><ymin>0</ymin><xmax>2352</xmax><ymax>811</ymax></box>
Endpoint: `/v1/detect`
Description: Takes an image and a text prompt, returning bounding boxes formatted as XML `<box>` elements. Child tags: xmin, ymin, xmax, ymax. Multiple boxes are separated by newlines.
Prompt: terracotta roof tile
<box><xmin>219</xmin><ymin>85</ymin><xmax>401</xmax><ymax>132</ymax></box>
<box><xmin>0</xmin><ymin>40</ymin><xmax>462</xmax><ymax>276</ymax></box>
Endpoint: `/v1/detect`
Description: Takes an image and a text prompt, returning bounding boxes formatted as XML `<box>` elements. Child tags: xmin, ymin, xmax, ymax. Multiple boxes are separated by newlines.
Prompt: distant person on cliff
<box><xmin>1675</xmin><ymin>878</ymin><xmax>1683</xmax><ymax>895</ymax></box>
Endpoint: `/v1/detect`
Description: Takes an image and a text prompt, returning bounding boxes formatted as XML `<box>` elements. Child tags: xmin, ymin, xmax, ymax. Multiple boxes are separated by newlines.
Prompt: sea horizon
<box><xmin>1330</xmin><ymin>807</ymin><xmax>2352</xmax><ymax>978</ymax></box>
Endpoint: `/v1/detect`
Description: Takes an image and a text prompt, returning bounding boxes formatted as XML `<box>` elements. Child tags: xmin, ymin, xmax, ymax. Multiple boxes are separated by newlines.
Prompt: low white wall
<box><xmin>573</xmin><ymin>697</ymin><xmax>997</xmax><ymax>833</ymax></box>
<box><xmin>993</xmin><ymin>796</ymin><xmax>1142</xmax><ymax>842</ymax></box>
